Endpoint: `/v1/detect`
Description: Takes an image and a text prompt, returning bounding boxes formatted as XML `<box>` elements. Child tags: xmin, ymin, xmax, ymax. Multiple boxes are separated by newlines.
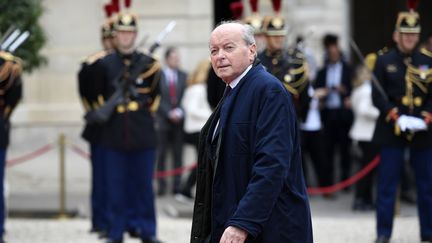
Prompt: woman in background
<box><xmin>349</xmin><ymin>63</ymin><xmax>380</xmax><ymax>211</ymax></box>
<box><xmin>176</xmin><ymin>59</ymin><xmax>212</xmax><ymax>201</ymax></box>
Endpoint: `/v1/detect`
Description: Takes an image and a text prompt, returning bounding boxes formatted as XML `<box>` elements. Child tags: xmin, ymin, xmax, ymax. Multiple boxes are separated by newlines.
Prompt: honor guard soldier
<box><xmin>0</xmin><ymin>51</ymin><xmax>22</xmax><ymax>243</ymax></box>
<box><xmin>372</xmin><ymin>3</ymin><xmax>432</xmax><ymax>242</ymax></box>
<box><xmin>257</xmin><ymin>12</ymin><xmax>310</xmax><ymax>122</ymax></box>
<box><xmin>93</xmin><ymin>12</ymin><xmax>163</xmax><ymax>243</ymax></box>
<box><xmin>243</xmin><ymin>0</ymin><xmax>266</xmax><ymax>53</ymax></box>
<box><xmin>77</xmin><ymin>2</ymin><xmax>118</xmax><ymax>237</ymax></box>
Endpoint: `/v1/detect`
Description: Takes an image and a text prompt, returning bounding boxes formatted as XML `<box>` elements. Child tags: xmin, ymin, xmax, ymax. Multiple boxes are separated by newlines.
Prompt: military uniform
<box><xmin>77</xmin><ymin>7</ymin><xmax>117</xmax><ymax>234</ymax></box>
<box><xmin>78</xmin><ymin>49</ymin><xmax>110</xmax><ymax>234</ymax></box>
<box><xmin>372</xmin><ymin>11</ymin><xmax>432</xmax><ymax>243</ymax></box>
<box><xmin>0</xmin><ymin>51</ymin><xmax>22</xmax><ymax>241</ymax></box>
<box><xmin>95</xmin><ymin>12</ymin><xmax>162</xmax><ymax>243</ymax></box>
<box><xmin>259</xmin><ymin>47</ymin><xmax>310</xmax><ymax>120</ymax></box>
<box><xmin>257</xmin><ymin>16</ymin><xmax>310</xmax><ymax>121</ymax></box>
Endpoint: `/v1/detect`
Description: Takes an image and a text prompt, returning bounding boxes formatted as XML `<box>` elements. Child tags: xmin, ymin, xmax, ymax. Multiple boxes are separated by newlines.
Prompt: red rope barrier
<box><xmin>6</xmin><ymin>144</ymin><xmax>54</xmax><ymax>167</ymax></box>
<box><xmin>67</xmin><ymin>143</ymin><xmax>197</xmax><ymax>178</ymax></box>
<box><xmin>68</xmin><ymin>144</ymin><xmax>90</xmax><ymax>160</ymax></box>
<box><xmin>307</xmin><ymin>156</ymin><xmax>380</xmax><ymax>195</ymax></box>
<box><xmin>154</xmin><ymin>163</ymin><xmax>197</xmax><ymax>178</ymax></box>
<box><xmin>65</xmin><ymin>142</ymin><xmax>380</xmax><ymax>190</ymax></box>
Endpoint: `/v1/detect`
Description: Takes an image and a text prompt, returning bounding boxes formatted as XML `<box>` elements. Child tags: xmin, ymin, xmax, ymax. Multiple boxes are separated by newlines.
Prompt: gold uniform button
<box><xmin>272</xmin><ymin>58</ymin><xmax>278</xmax><ymax>65</ymax></box>
<box><xmin>414</xmin><ymin>97</ymin><xmax>423</xmax><ymax>106</ymax></box>
<box><xmin>128</xmin><ymin>101</ymin><xmax>139</xmax><ymax>111</ymax></box>
<box><xmin>402</xmin><ymin>96</ymin><xmax>410</xmax><ymax>106</ymax></box>
<box><xmin>117</xmin><ymin>105</ymin><xmax>126</xmax><ymax>113</ymax></box>
<box><xmin>284</xmin><ymin>74</ymin><xmax>292</xmax><ymax>83</ymax></box>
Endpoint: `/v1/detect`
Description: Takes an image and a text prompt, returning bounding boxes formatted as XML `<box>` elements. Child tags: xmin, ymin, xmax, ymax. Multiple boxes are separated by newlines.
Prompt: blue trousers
<box><xmin>104</xmin><ymin>148</ymin><xmax>156</xmax><ymax>241</ymax></box>
<box><xmin>90</xmin><ymin>143</ymin><xmax>108</xmax><ymax>231</ymax></box>
<box><xmin>376</xmin><ymin>146</ymin><xmax>432</xmax><ymax>239</ymax></box>
<box><xmin>0</xmin><ymin>150</ymin><xmax>5</xmax><ymax>236</ymax></box>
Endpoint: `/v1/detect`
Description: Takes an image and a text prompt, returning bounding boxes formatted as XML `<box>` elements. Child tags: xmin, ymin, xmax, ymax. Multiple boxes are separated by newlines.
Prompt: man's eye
<box><xmin>226</xmin><ymin>46</ymin><xmax>234</xmax><ymax>51</ymax></box>
<box><xmin>210</xmin><ymin>49</ymin><xmax>217</xmax><ymax>55</ymax></box>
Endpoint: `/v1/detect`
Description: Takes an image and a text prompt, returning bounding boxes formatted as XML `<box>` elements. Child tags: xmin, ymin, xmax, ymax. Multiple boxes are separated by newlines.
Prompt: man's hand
<box><xmin>168</xmin><ymin>108</ymin><xmax>183</xmax><ymax>123</ymax></box>
<box><xmin>313</xmin><ymin>87</ymin><xmax>328</xmax><ymax>99</ymax></box>
<box><xmin>220</xmin><ymin>226</ymin><xmax>248</xmax><ymax>243</ymax></box>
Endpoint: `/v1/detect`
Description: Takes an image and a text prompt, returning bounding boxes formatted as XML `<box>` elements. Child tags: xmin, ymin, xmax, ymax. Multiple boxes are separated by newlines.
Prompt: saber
<box><xmin>0</xmin><ymin>29</ymin><xmax>21</xmax><ymax>51</ymax></box>
<box><xmin>148</xmin><ymin>20</ymin><xmax>176</xmax><ymax>54</ymax></box>
<box><xmin>349</xmin><ymin>38</ymin><xmax>389</xmax><ymax>101</ymax></box>
<box><xmin>0</xmin><ymin>25</ymin><xmax>17</xmax><ymax>47</ymax></box>
<box><xmin>7</xmin><ymin>31</ymin><xmax>30</xmax><ymax>53</ymax></box>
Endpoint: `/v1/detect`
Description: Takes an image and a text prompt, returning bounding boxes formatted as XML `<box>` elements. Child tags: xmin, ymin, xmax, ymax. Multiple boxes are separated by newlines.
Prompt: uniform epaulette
<box><xmin>377</xmin><ymin>47</ymin><xmax>389</xmax><ymax>56</ymax></box>
<box><xmin>0</xmin><ymin>52</ymin><xmax>22</xmax><ymax>80</ymax></box>
<box><xmin>420</xmin><ymin>47</ymin><xmax>432</xmax><ymax>58</ymax></box>
<box><xmin>364</xmin><ymin>47</ymin><xmax>388</xmax><ymax>71</ymax></box>
<box><xmin>365</xmin><ymin>53</ymin><xmax>378</xmax><ymax>71</ymax></box>
<box><xmin>0</xmin><ymin>51</ymin><xmax>15</xmax><ymax>62</ymax></box>
<box><xmin>84</xmin><ymin>50</ymin><xmax>110</xmax><ymax>65</ymax></box>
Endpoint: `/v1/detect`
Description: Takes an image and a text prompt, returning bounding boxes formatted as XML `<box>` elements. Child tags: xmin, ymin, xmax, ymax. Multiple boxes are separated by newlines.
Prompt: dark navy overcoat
<box><xmin>191</xmin><ymin>62</ymin><xmax>313</xmax><ymax>243</ymax></box>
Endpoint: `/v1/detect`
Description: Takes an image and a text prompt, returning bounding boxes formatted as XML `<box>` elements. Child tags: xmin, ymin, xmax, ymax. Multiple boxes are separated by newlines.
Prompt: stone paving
<box><xmin>3</xmin><ymin>193</ymin><xmax>421</xmax><ymax>243</ymax></box>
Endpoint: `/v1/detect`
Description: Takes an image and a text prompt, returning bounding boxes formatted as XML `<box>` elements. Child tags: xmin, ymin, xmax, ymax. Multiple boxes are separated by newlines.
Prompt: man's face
<box><xmin>327</xmin><ymin>44</ymin><xmax>341</xmax><ymax>63</ymax></box>
<box><xmin>115</xmin><ymin>30</ymin><xmax>136</xmax><ymax>50</ymax></box>
<box><xmin>265</xmin><ymin>35</ymin><xmax>285</xmax><ymax>52</ymax></box>
<box><xmin>396</xmin><ymin>32</ymin><xmax>419</xmax><ymax>53</ymax></box>
<box><xmin>167</xmin><ymin>50</ymin><xmax>180</xmax><ymax>69</ymax></box>
<box><xmin>209</xmin><ymin>24</ymin><xmax>256</xmax><ymax>83</ymax></box>
<box><xmin>102</xmin><ymin>37</ymin><xmax>114</xmax><ymax>51</ymax></box>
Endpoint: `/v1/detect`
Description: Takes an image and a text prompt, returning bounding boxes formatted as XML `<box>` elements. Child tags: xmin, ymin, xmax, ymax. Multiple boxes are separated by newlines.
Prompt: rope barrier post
<box><xmin>395</xmin><ymin>187</ymin><xmax>401</xmax><ymax>216</ymax></box>
<box><xmin>58</xmin><ymin>133</ymin><xmax>67</xmax><ymax>219</ymax></box>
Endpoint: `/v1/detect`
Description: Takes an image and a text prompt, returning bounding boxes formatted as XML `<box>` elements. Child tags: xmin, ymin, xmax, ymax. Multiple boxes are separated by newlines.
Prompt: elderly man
<box><xmin>190</xmin><ymin>21</ymin><xmax>312</xmax><ymax>243</ymax></box>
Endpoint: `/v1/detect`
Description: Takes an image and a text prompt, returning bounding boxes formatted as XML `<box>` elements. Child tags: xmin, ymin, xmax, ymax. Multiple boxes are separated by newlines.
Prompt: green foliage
<box><xmin>0</xmin><ymin>0</ymin><xmax>47</xmax><ymax>72</ymax></box>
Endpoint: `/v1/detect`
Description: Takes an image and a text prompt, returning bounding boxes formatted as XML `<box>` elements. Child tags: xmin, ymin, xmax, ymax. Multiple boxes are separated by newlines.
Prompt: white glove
<box><xmin>405</xmin><ymin>116</ymin><xmax>428</xmax><ymax>132</ymax></box>
<box><xmin>396</xmin><ymin>115</ymin><xmax>410</xmax><ymax>132</ymax></box>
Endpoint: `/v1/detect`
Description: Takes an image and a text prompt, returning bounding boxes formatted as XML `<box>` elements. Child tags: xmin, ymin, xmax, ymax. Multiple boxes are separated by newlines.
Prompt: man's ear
<box><xmin>392</xmin><ymin>31</ymin><xmax>399</xmax><ymax>44</ymax></box>
<box><xmin>249</xmin><ymin>43</ymin><xmax>257</xmax><ymax>62</ymax></box>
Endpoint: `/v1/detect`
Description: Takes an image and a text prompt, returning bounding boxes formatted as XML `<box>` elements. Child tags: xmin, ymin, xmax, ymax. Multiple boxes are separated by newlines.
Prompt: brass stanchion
<box><xmin>395</xmin><ymin>187</ymin><xmax>401</xmax><ymax>216</ymax></box>
<box><xmin>58</xmin><ymin>133</ymin><xmax>67</xmax><ymax>219</ymax></box>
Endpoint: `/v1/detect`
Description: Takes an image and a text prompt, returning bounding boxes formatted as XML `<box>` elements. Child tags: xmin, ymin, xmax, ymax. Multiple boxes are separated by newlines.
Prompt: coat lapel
<box><xmin>218</xmin><ymin>62</ymin><xmax>261</xmax><ymax>138</ymax></box>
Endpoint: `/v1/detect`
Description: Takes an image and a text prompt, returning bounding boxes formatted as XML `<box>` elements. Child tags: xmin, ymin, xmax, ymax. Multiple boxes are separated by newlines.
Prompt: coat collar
<box><xmin>217</xmin><ymin>59</ymin><xmax>263</xmax><ymax>132</ymax></box>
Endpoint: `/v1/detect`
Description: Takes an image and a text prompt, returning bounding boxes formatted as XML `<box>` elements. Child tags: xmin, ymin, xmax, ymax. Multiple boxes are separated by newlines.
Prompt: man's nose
<box><xmin>215</xmin><ymin>50</ymin><xmax>226</xmax><ymax>59</ymax></box>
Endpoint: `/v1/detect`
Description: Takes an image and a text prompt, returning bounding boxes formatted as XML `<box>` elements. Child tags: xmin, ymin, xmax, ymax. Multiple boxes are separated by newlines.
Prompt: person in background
<box><xmin>77</xmin><ymin>6</ymin><xmax>116</xmax><ymax>236</ymax></box>
<box><xmin>175</xmin><ymin>59</ymin><xmax>212</xmax><ymax>201</ymax></box>
<box><xmin>156</xmin><ymin>46</ymin><xmax>187</xmax><ymax>196</ymax></box>
<box><xmin>96</xmin><ymin>12</ymin><xmax>163</xmax><ymax>243</ymax></box>
<box><xmin>371</xmin><ymin>9</ymin><xmax>432</xmax><ymax>243</ymax></box>
<box><xmin>315</xmin><ymin>33</ymin><xmax>353</xmax><ymax>191</ymax></box>
<box><xmin>258</xmin><ymin>15</ymin><xmax>310</xmax><ymax>123</ymax></box>
<box><xmin>300</xmin><ymin>85</ymin><xmax>331</xmax><ymax>190</ymax></box>
<box><xmin>349</xmin><ymin>58</ymin><xmax>380</xmax><ymax>211</ymax></box>
<box><xmin>0</xmin><ymin>51</ymin><xmax>23</xmax><ymax>243</ymax></box>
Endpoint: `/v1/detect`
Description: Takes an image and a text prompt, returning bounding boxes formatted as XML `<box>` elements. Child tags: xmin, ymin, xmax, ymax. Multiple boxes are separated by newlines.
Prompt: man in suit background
<box><xmin>156</xmin><ymin>46</ymin><xmax>187</xmax><ymax>195</ymax></box>
<box><xmin>190</xmin><ymin>21</ymin><xmax>312</xmax><ymax>243</ymax></box>
<box><xmin>314</xmin><ymin>34</ymin><xmax>353</xmax><ymax>190</ymax></box>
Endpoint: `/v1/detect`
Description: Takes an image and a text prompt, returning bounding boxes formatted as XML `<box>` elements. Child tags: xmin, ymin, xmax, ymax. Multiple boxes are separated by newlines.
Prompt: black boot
<box><xmin>142</xmin><ymin>236</ymin><xmax>164</xmax><ymax>243</ymax></box>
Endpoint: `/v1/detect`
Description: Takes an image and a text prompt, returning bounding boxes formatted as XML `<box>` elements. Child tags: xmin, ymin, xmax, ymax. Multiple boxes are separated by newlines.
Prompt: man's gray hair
<box><xmin>214</xmin><ymin>20</ymin><xmax>256</xmax><ymax>46</ymax></box>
